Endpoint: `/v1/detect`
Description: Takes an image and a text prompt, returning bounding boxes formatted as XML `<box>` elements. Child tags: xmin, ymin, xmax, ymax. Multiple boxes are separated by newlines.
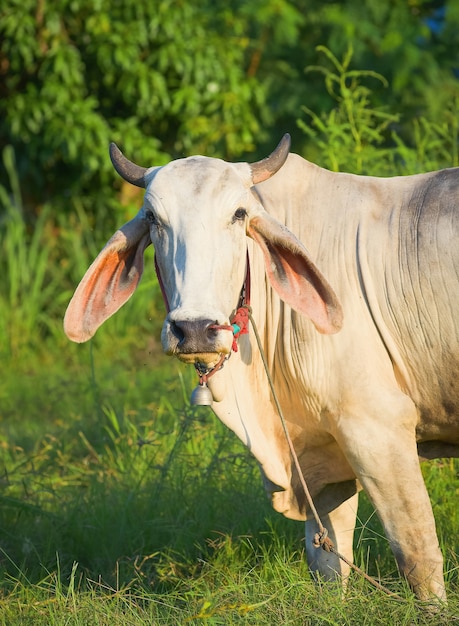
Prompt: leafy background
<box><xmin>2</xmin><ymin>0</ymin><xmax>459</xmax><ymax>215</ymax></box>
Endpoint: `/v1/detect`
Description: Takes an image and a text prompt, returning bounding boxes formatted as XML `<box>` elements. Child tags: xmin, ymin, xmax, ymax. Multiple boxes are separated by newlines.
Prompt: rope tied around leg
<box><xmin>313</xmin><ymin>528</ymin><xmax>334</xmax><ymax>553</ymax></box>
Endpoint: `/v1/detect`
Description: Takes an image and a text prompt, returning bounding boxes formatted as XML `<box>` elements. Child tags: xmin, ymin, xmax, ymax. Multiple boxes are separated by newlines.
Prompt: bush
<box><xmin>298</xmin><ymin>46</ymin><xmax>459</xmax><ymax>175</ymax></box>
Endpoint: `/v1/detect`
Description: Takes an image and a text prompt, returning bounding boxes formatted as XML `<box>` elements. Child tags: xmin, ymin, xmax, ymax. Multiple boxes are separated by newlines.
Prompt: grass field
<box><xmin>1</xmin><ymin>322</ymin><xmax>458</xmax><ymax>625</ymax></box>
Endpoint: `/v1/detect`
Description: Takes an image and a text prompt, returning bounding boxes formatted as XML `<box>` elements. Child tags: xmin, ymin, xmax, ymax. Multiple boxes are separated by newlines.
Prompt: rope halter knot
<box><xmin>313</xmin><ymin>528</ymin><xmax>334</xmax><ymax>552</ymax></box>
<box><xmin>230</xmin><ymin>305</ymin><xmax>250</xmax><ymax>352</ymax></box>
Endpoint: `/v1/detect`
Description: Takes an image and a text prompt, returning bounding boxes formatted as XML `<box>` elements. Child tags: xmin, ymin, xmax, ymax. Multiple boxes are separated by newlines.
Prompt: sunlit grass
<box><xmin>1</xmin><ymin>346</ymin><xmax>458</xmax><ymax>624</ymax></box>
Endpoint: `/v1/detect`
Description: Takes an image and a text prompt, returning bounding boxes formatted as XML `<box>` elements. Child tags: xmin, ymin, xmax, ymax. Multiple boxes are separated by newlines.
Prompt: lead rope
<box><xmin>244</xmin><ymin>304</ymin><xmax>405</xmax><ymax>601</ymax></box>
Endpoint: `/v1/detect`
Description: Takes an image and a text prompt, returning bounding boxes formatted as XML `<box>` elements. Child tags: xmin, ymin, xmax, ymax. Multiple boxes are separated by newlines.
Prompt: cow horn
<box><xmin>250</xmin><ymin>133</ymin><xmax>291</xmax><ymax>184</ymax></box>
<box><xmin>109</xmin><ymin>143</ymin><xmax>148</xmax><ymax>188</ymax></box>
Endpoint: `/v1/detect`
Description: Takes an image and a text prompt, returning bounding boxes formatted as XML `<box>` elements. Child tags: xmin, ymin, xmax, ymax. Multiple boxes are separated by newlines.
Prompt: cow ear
<box><xmin>247</xmin><ymin>213</ymin><xmax>343</xmax><ymax>334</ymax></box>
<box><xmin>64</xmin><ymin>216</ymin><xmax>151</xmax><ymax>343</ymax></box>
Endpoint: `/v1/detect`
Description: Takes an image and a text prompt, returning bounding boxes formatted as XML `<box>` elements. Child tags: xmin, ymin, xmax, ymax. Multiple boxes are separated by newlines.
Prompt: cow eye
<box><xmin>233</xmin><ymin>208</ymin><xmax>247</xmax><ymax>222</ymax></box>
<box><xmin>145</xmin><ymin>209</ymin><xmax>159</xmax><ymax>225</ymax></box>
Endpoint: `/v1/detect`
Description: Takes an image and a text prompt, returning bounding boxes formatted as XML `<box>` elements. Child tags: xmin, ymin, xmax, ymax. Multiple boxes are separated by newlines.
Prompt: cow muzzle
<box><xmin>161</xmin><ymin>314</ymin><xmax>233</xmax><ymax>366</ymax></box>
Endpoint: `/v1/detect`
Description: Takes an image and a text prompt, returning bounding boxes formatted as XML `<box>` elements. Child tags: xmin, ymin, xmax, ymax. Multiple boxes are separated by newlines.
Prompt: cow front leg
<box><xmin>305</xmin><ymin>492</ymin><xmax>358</xmax><ymax>583</ymax></box>
<box><xmin>336</xmin><ymin>421</ymin><xmax>446</xmax><ymax>603</ymax></box>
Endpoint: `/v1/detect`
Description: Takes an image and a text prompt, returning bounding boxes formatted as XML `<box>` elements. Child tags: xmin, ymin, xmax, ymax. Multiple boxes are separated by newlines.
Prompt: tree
<box><xmin>238</xmin><ymin>0</ymin><xmax>459</xmax><ymax>155</ymax></box>
<box><xmin>1</xmin><ymin>0</ymin><xmax>458</xmax><ymax>218</ymax></box>
<box><xmin>0</xmin><ymin>0</ymin><xmax>267</xmax><ymax>214</ymax></box>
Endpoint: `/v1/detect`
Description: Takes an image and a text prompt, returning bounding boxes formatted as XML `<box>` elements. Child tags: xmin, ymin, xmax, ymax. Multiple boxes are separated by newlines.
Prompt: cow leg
<box><xmin>336</xmin><ymin>417</ymin><xmax>446</xmax><ymax>603</ymax></box>
<box><xmin>305</xmin><ymin>492</ymin><xmax>358</xmax><ymax>583</ymax></box>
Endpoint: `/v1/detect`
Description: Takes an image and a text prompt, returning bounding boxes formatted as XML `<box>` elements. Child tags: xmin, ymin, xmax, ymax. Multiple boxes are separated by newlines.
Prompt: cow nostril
<box><xmin>208</xmin><ymin>322</ymin><xmax>219</xmax><ymax>336</ymax></box>
<box><xmin>170</xmin><ymin>319</ymin><xmax>221</xmax><ymax>349</ymax></box>
<box><xmin>170</xmin><ymin>320</ymin><xmax>186</xmax><ymax>345</ymax></box>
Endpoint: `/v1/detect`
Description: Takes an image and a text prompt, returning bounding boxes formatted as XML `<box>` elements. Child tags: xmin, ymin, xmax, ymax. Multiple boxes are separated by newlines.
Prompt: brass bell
<box><xmin>190</xmin><ymin>382</ymin><xmax>213</xmax><ymax>406</ymax></box>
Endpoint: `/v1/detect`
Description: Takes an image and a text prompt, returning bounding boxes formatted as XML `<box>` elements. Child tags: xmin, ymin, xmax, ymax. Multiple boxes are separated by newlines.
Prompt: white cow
<box><xmin>64</xmin><ymin>134</ymin><xmax>459</xmax><ymax>602</ymax></box>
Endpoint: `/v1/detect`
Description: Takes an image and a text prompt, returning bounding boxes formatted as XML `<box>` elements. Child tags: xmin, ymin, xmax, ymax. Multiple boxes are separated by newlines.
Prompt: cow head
<box><xmin>64</xmin><ymin>135</ymin><xmax>342</xmax><ymax>368</ymax></box>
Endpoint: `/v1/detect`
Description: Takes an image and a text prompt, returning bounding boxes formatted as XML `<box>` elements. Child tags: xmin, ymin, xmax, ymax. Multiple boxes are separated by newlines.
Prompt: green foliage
<box><xmin>234</xmin><ymin>0</ymin><xmax>459</xmax><ymax>156</ymax></box>
<box><xmin>0</xmin><ymin>0</ymin><xmax>267</xmax><ymax>213</ymax></box>
<box><xmin>0</xmin><ymin>146</ymin><xmax>66</xmax><ymax>359</ymax></box>
<box><xmin>298</xmin><ymin>46</ymin><xmax>459</xmax><ymax>175</ymax></box>
<box><xmin>392</xmin><ymin>109</ymin><xmax>459</xmax><ymax>172</ymax></box>
<box><xmin>2</xmin><ymin>0</ymin><xmax>459</xmax><ymax>219</ymax></box>
<box><xmin>298</xmin><ymin>46</ymin><xmax>398</xmax><ymax>174</ymax></box>
<box><xmin>312</xmin><ymin>0</ymin><xmax>459</xmax><ymax>119</ymax></box>
<box><xmin>0</xmin><ymin>146</ymin><xmax>163</xmax><ymax>363</ymax></box>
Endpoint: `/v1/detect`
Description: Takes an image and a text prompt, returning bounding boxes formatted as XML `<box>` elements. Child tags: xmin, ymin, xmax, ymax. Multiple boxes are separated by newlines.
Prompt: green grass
<box><xmin>0</xmin><ymin>342</ymin><xmax>458</xmax><ymax>625</ymax></box>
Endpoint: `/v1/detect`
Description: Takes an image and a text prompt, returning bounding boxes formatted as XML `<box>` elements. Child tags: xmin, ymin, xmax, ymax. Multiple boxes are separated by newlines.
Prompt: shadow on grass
<box><xmin>0</xmin><ymin>381</ymin><xmax>302</xmax><ymax>595</ymax></box>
